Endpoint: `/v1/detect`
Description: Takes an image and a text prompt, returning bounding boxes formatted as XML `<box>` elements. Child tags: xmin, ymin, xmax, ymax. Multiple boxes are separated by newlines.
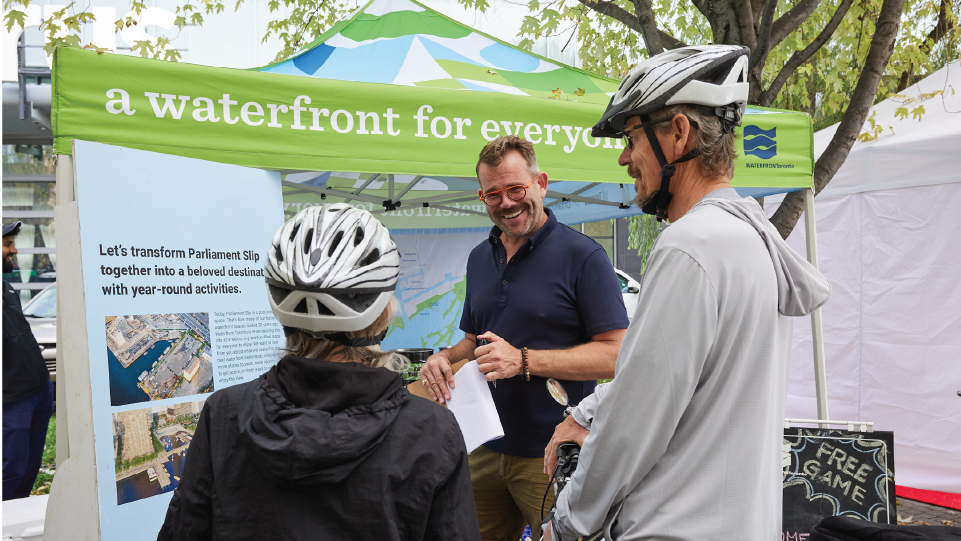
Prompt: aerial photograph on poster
<box><xmin>113</xmin><ymin>399</ymin><xmax>205</xmax><ymax>505</ymax></box>
<box><xmin>106</xmin><ymin>313</ymin><xmax>214</xmax><ymax>407</ymax></box>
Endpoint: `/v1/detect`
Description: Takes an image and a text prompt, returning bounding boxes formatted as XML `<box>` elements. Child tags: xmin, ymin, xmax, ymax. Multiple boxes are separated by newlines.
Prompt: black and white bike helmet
<box><xmin>265</xmin><ymin>203</ymin><xmax>400</xmax><ymax>344</ymax></box>
<box><xmin>593</xmin><ymin>45</ymin><xmax>749</xmax><ymax>221</ymax></box>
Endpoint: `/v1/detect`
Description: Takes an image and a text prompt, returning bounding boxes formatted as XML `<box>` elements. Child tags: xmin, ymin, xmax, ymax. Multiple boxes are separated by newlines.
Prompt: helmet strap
<box><xmin>282</xmin><ymin>326</ymin><xmax>388</xmax><ymax>347</ymax></box>
<box><xmin>322</xmin><ymin>331</ymin><xmax>388</xmax><ymax>347</ymax></box>
<box><xmin>638</xmin><ymin>115</ymin><xmax>701</xmax><ymax>222</ymax></box>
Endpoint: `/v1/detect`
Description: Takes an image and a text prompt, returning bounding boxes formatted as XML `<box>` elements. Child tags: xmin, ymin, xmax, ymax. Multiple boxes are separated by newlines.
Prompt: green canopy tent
<box><xmin>51</xmin><ymin>0</ymin><xmax>814</xmax><ymax>228</ymax></box>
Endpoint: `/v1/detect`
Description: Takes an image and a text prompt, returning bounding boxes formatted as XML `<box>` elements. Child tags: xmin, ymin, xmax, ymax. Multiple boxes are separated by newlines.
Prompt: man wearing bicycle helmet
<box><xmin>543</xmin><ymin>45</ymin><xmax>831</xmax><ymax>541</ymax></box>
<box><xmin>158</xmin><ymin>204</ymin><xmax>479</xmax><ymax>541</ymax></box>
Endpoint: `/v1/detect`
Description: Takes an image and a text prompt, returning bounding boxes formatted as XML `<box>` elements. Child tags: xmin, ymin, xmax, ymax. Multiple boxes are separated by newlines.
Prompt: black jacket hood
<box><xmin>237</xmin><ymin>355</ymin><xmax>409</xmax><ymax>486</ymax></box>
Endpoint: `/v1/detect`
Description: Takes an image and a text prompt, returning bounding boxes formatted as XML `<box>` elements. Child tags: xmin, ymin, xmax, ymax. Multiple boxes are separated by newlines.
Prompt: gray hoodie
<box><xmin>553</xmin><ymin>189</ymin><xmax>830</xmax><ymax>541</ymax></box>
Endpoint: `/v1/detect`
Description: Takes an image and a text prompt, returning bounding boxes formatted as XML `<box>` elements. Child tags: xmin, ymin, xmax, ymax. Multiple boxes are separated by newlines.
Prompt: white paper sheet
<box><xmin>446</xmin><ymin>361</ymin><xmax>504</xmax><ymax>453</ymax></box>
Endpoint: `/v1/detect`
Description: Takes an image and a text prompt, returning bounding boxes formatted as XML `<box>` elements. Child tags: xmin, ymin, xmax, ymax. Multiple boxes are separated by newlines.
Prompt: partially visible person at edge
<box><xmin>3</xmin><ymin>221</ymin><xmax>55</xmax><ymax>501</ymax></box>
<box><xmin>418</xmin><ymin>136</ymin><xmax>629</xmax><ymax>540</ymax></box>
<box><xmin>542</xmin><ymin>45</ymin><xmax>832</xmax><ymax>541</ymax></box>
<box><xmin>158</xmin><ymin>204</ymin><xmax>479</xmax><ymax>541</ymax></box>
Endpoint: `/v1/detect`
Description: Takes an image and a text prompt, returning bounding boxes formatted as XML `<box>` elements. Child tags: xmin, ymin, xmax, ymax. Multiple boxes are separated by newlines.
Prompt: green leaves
<box><xmin>627</xmin><ymin>214</ymin><xmax>663</xmax><ymax>273</ymax></box>
<box><xmin>4</xmin><ymin>9</ymin><xmax>25</xmax><ymax>31</ymax></box>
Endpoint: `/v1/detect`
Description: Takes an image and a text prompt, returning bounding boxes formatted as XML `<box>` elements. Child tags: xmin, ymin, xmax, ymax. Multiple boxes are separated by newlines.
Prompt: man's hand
<box><xmin>475</xmin><ymin>331</ymin><xmax>523</xmax><ymax>381</ymax></box>
<box><xmin>541</xmin><ymin>520</ymin><xmax>553</xmax><ymax>541</ymax></box>
<box><xmin>418</xmin><ymin>353</ymin><xmax>455</xmax><ymax>404</ymax></box>
<box><xmin>544</xmin><ymin>415</ymin><xmax>590</xmax><ymax>475</ymax></box>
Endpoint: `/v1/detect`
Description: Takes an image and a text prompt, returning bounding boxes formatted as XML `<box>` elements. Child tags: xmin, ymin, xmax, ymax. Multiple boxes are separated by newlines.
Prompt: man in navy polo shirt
<box><xmin>419</xmin><ymin>135</ymin><xmax>629</xmax><ymax>540</ymax></box>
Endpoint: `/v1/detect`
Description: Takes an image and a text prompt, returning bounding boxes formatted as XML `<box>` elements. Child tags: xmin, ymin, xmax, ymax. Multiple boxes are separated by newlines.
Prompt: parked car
<box><xmin>23</xmin><ymin>283</ymin><xmax>57</xmax><ymax>382</ymax></box>
<box><xmin>615</xmin><ymin>269</ymin><xmax>640</xmax><ymax>319</ymax></box>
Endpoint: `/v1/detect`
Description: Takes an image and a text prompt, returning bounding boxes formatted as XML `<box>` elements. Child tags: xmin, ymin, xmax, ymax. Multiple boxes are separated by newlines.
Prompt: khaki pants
<box><xmin>469</xmin><ymin>445</ymin><xmax>555</xmax><ymax>541</ymax></box>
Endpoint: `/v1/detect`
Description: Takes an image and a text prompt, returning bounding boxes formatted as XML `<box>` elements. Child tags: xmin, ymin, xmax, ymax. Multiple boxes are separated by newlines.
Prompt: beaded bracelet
<box><xmin>521</xmin><ymin>347</ymin><xmax>530</xmax><ymax>381</ymax></box>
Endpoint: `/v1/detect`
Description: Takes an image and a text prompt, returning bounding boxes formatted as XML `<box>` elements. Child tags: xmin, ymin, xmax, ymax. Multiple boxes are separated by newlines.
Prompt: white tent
<box><xmin>767</xmin><ymin>61</ymin><xmax>961</xmax><ymax>494</ymax></box>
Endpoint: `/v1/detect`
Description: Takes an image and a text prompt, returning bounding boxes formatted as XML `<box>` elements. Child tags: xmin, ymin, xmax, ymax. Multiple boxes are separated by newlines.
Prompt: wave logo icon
<box><xmin>744</xmin><ymin>125</ymin><xmax>777</xmax><ymax>160</ymax></box>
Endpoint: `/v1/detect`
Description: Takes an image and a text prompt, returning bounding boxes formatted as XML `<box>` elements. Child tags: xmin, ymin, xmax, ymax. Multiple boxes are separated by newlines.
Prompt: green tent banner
<box><xmin>52</xmin><ymin>47</ymin><xmax>813</xmax><ymax>188</ymax></box>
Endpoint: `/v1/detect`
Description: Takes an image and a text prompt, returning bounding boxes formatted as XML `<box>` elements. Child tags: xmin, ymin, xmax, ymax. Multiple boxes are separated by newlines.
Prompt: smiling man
<box><xmin>418</xmin><ymin>136</ymin><xmax>628</xmax><ymax>541</ymax></box>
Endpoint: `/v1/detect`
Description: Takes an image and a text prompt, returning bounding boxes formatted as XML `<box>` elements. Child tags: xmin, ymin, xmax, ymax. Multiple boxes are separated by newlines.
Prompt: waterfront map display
<box><xmin>113</xmin><ymin>399</ymin><xmax>205</xmax><ymax>505</ymax></box>
<box><xmin>381</xmin><ymin>229</ymin><xmax>487</xmax><ymax>352</ymax></box>
<box><xmin>106</xmin><ymin>313</ymin><xmax>214</xmax><ymax>407</ymax></box>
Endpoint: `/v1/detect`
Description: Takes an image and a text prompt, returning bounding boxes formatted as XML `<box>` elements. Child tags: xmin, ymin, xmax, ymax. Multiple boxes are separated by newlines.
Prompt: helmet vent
<box><xmin>331</xmin><ymin>292</ymin><xmax>379</xmax><ymax>312</ymax></box>
<box><xmin>274</xmin><ymin>245</ymin><xmax>284</xmax><ymax>263</ymax></box>
<box><xmin>354</xmin><ymin>227</ymin><xmax>365</xmax><ymax>246</ymax></box>
<box><xmin>303</xmin><ymin>228</ymin><xmax>313</xmax><ymax>254</ymax></box>
<box><xmin>293</xmin><ymin>298</ymin><xmax>309</xmax><ymax>313</ymax></box>
<box><xmin>289</xmin><ymin>223</ymin><xmax>300</xmax><ymax>241</ymax></box>
<box><xmin>268</xmin><ymin>284</ymin><xmax>288</xmax><ymax>305</ymax></box>
<box><xmin>309</xmin><ymin>248</ymin><xmax>323</xmax><ymax>266</ymax></box>
<box><xmin>358</xmin><ymin>248</ymin><xmax>380</xmax><ymax>268</ymax></box>
<box><xmin>329</xmin><ymin>231</ymin><xmax>344</xmax><ymax>257</ymax></box>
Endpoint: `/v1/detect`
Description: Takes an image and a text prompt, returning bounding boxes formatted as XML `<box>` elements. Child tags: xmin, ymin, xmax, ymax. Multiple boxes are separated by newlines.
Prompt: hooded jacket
<box><xmin>553</xmin><ymin>188</ymin><xmax>831</xmax><ymax>541</ymax></box>
<box><xmin>157</xmin><ymin>355</ymin><xmax>479</xmax><ymax>541</ymax></box>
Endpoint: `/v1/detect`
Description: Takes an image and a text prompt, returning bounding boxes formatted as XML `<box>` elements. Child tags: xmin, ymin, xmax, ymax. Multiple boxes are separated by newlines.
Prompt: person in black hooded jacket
<box><xmin>158</xmin><ymin>204</ymin><xmax>480</xmax><ymax>541</ymax></box>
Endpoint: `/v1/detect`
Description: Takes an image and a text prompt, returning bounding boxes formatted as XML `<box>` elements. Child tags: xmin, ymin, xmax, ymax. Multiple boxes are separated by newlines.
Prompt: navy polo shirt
<box><xmin>459</xmin><ymin>208</ymin><xmax>629</xmax><ymax>457</ymax></box>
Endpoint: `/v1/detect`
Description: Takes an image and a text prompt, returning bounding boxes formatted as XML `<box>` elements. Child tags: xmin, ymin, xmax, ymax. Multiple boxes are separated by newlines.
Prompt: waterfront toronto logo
<box><xmin>744</xmin><ymin>125</ymin><xmax>777</xmax><ymax>159</ymax></box>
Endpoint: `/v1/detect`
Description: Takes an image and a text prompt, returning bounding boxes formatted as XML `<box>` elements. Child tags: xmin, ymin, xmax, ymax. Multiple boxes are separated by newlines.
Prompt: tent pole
<box><xmin>803</xmin><ymin>187</ymin><xmax>830</xmax><ymax>426</ymax></box>
<box><xmin>394</xmin><ymin>176</ymin><xmax>424</xmax><ymax>201</ymax></box>
<box><xmin>612</xmin><ymin>218</ymin><xmax>617</xmax><ymax>269</ymax></box>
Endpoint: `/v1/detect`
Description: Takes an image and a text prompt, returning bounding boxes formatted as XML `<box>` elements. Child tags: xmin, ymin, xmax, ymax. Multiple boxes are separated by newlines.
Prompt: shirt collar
<box><xmin>488</xmin><ymin>208</ymin><xmax>558</xmax><ymax>252</ymax></box>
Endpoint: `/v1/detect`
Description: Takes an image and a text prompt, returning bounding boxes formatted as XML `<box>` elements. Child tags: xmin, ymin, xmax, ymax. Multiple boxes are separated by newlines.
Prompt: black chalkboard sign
<box><xmin>782</xmin><ymin>428</ymin><xmax>896</xmax><ymax>540</ymax></box>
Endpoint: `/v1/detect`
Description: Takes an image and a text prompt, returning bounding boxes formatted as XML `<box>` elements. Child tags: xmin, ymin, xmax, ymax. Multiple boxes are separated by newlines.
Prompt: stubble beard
<box><xmin>629</xmin><ymin>165</ymin><xmax>653</xmax><ymax>209</ymax></box>
<box><xmin>494</xmin><ymin>202</ymin><xmax>540</xmax><ymax>240</ymax></box>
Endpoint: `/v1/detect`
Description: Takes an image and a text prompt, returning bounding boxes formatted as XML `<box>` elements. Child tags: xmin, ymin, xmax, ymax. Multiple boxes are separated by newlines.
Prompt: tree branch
<box><xmin>577</xmin><ymin>0</ymin><xmax>641</xmax><ymax>33</ymax></box>
<box><xmin>733</xmin><ymin>0</ymin><xmax>757</xmax><ymax>49</ymax></box>
<box><xmin>896</xmin><ymin>0</ymin><xmax>954</xmax><ymax>91</ymax></box>
<box><xmin>632</xmin><ymin>0</ymin><xmax>664</xmax><ymax>55</ymax></box>
<box><xmin>757</xmin><ymin>0</ymin><xmax>855</xmax><ymax>106</ymax></box>
<box><xmin>767</xmin><ymin>0</ymin><xmax>823</xmax><ymax>50</ymax></box>
<box><xmin>658</xmin><ymin>29</ymin><xmax>688</xmax><ymax>49</ymax></box>
<box><xmin>769</xmin><ymin>0</ymin><xmax>908</xmax><ymax>239</ymax></box>
<box><xmin>578</xmin><ymin>0</ymin><xmax>686</xmax><ymax>52</ymax></box>
<box><xmin>749</xmin><ymin>0</ymin><xmax>778</xmax><ymax>70</ymax></box>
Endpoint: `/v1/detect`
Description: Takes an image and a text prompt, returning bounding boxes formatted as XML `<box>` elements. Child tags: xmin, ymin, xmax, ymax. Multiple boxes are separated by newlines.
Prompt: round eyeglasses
<box><xmin>479</xmin><ymin>177</ymin><xmax>537</xmax><ymax>207</ymax></box>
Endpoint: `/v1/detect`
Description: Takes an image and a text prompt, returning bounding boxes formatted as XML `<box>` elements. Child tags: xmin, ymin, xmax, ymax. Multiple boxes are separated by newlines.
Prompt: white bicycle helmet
<box><xmin>264</xmin><ymin>203</ymin><xmax>400</xmax><ymax>341</ymax></box>
<box><xmin>593</xmin><ymin>45</ymin><xmax>750</xmax><ymax>137</ymax></box>
<box><xmin>592</xmin><ymin>45</ymin><xmax>749</xmax><ymax>221</ymax></box>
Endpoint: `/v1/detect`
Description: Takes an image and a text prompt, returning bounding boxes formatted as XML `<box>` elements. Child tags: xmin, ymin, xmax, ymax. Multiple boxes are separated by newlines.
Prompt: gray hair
<box><xmin>283</xmin><ymin>296</ymin><xmax>409</xmax><ymax>373</ymax></box>
<box><xmin>651</xmin><ymin>105</ymin><xmax>737</xmax><ymax>179</ymax></box>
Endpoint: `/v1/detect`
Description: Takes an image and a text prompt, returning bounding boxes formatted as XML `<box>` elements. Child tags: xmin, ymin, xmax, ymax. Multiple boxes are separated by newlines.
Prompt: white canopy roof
<box><xmin>815</xmin><ymin>61</ymin><xmax>961</xmax><ymax>197</ymax></box>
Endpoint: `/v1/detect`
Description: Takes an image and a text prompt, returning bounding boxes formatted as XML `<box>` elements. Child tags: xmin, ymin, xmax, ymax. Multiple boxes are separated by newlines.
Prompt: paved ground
<box><xmin>897</xmin><ymin>497</ymin><xmax>960</xmax><ymax>527</ymax></box>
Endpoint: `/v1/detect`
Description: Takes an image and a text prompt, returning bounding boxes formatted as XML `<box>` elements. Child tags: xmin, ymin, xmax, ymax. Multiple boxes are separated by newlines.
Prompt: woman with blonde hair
<box><xmin>159</xmin><ymin>204</ymin><xmax>478</xmax><ymax>541</ymax></box>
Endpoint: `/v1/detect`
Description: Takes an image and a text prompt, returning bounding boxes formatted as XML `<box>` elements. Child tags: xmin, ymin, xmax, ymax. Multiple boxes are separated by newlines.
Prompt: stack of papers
<box><xmin>446</xmin><ymin>361</ymin><xmax>504</xmax><ymax>453</ymax></box>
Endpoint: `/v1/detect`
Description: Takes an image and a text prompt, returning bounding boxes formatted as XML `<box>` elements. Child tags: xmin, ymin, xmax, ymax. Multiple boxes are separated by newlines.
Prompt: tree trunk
<box><xmin>768</xmin><ymin>0</ymin><xmax>908</xmax><ymax>239</ymax></box>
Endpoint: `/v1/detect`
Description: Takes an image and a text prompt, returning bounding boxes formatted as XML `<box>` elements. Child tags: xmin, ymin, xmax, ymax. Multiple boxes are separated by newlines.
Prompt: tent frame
<box><xmin>803</xmin><ymin>187</ymin><xmax>830</xmax><ymax>425</ymax></box>
<box><xmin>281</xmin><ymin>173</ymin><xmax>634</xmax><ymax>221</ymax></box>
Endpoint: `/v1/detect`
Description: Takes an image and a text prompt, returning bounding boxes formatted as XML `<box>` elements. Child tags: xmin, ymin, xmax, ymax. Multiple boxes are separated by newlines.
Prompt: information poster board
<box><xmin>782</xmin><ymin>428</ymin><xmax>896</xmax><ymax>540</ymax></box>
<box><xmin>74</xmin><ymin>141</ymin><xmax>286</xmax><ymax>540</ymax></box>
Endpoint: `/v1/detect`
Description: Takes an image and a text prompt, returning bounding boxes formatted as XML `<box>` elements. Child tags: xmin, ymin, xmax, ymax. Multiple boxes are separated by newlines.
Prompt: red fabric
<box><xmin>896</xmin><ymin>485</ymin><xmax>961</xmax><ymax>510</ymax></box>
